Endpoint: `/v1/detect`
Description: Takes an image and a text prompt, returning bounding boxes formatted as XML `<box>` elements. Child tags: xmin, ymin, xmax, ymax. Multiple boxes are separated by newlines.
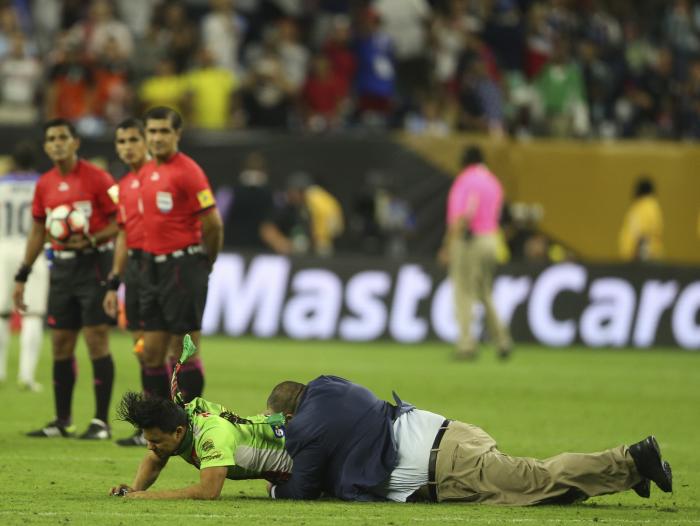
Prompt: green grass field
<box><xmin>0</xmin><ymin>332</ymin><xmax>698</xmax><ymax>525</ymax></box>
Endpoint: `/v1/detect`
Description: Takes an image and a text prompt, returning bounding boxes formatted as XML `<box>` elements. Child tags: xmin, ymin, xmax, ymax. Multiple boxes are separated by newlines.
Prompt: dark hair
<box><xmin>634</xmin><ymin>177</ymin><xmax>655</xmax><ymax>198</ymax></box>
<box><xmin>116</xmin><ymin>117</ymin><xmax>145</xmax><ymax>136</ymax></box>
<box><xmin>43</xmin><ymin>118</ymin><xmax>78</xmax><ymax>139</ymax></box>
<box><xmin>462</xmin><ymin>145</ymin><xmax>484</xmax><ymax>167</ymax></box>
<box><xmin>11</xmin><ymin>141</ymin><xmax>38</xmax><ymax>170</ymax></box>
<box><xmin>267</xmin><ymin>381</ymin><xmax>307</xmax><ymax>415</ymax></box>
<box><xmin>117</xmin><ymin>391</ymin><xmax>187</xmax><ymax>432</ymax></box>
<box><xmin>143</xmin><ymin>106</ymin><xmax>183</xmax><ymax>130</ymax></box>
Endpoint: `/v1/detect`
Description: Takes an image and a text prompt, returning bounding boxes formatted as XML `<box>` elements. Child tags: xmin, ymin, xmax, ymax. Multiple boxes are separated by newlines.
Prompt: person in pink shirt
<box><xmin>441</xmin><ymin>145</ymin><xmax>511</xmax><ymax>360</ymax></box>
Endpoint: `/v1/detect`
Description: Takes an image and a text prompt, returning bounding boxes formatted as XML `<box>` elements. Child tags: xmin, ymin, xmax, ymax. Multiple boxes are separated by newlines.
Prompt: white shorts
<box><xmin>0</xmin><ymin>241</ymin><xmax>49</xmax><ymax>316</ymax></box>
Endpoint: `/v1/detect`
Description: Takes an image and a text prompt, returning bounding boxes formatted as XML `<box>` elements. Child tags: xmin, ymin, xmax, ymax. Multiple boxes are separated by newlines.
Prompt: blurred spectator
<box><xmin>161</xmin><ymin>1</ymin><xmax>199</xmax><ymax>73</ymax></box>
<box><xmin>678</xmin><ymin>59</ymin><xmax>700</xmax><ymax>138</ymax></box>
<box><xmin>618</xmin><ymin>177</ymin><xmax>664</xmax><ymax>262</ymax></box>
<box><xmin>116</xmin><ymin>0</ymin><xmax>162</xmax><ymax>40</ymax></box>
<box><xmin>263</xmin><ymin>172</ymin><xmax>344</xmax><ymax>257</ymax></box>
<box><xmin>223</xmin><ymin>151</ymin><xmax>275</xmax><ymax>251</ymax></box>
<box><xmin>351</xmin><ymin>170</ymin><xmax>414</xmax><ymax>258</ymax></box>
<box><xmin>321</xmin><ymin>14</ymin><xmax>356</xmax><ymax>95</ymax></box>
<box><xmin>276</xmin><ymin>18</ymin><xmax>309</xmax><ymax>92</ymax></box>
<box><xmin>92</xmin><ymin>37</ymin><xmax>133</xmax><ymax>125</ymax></box>
<box><xmin>139</xmin><ymin>57</ymin><xmax>185</xmax><ymax>113</ymax></box>
<box><xmin>533</xmin><ymin>38</ymin><xmax>589</xmax><ymax>137</ymax></box>
<box><xmin>0</xmin><ymin>32</ymin><xmax>41</xmax><ymax>124</ymax></box>
<box><xmin>201</xmin><ymin>0</ymin><xmax>246</xmax><ymax>73</ymax></box>
<box><xmin>239</xmin><ymin>53</ymin><xmax>294</xmax><ymax>128</ymax></box>
<box><xmin>457</xmin><ymin>57</ymin><xmax>505</xmax><ymax>136</ymax></box>
<box><xmin>301</xmin><ymin>54</ymin><xmax>347</xmax><ymax>131</ymax></box>
<box><xmin>374</xmin><ymin>0</ymin><xmax>432</xmax><ymax>104</ymax></box>
<box><xmin>483</xmin><ymin>0</ymin><xmax>526</xmax><ymax>73</ymax></box>
<box><xmin>353</xmin><ymin>7</ymin><xmax>396</xmax><ymax>126</ymax></box>
<box><xmin>45</xmin><ymin>40</ymin><xmax>95</xmax><ymax>122</ymax></box>
<box><xmin>404</xmin><ymin>94</ymin><xmax>451</xmax><ymax>136</ymax></box>
<box><xmin>67</xmin><ymin>0</ymin><xmax>133</xmax><ymax>60</ymax></box>
<box><xmin>617</xmin><ymin>47</ymin><xmax>678</xmax><ymax>138</ymax></box>
<box><xmin>184</xmin><ymin>47</ymin><xmax>237</xmax><ymax>129</ymax></box>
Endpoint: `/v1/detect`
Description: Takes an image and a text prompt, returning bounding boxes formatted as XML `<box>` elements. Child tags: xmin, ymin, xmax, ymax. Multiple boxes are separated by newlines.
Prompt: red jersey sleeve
<box><xmin>95</xmin><ymin>169</ymin><xmax>119</xmax><ymax>217</ymax></box>
<box><xmin>178</xmin><ymin>158</ymin><xmax>215</xmax><ymax>215</ymax></box>
<box><xmin>32</xmin><ymin>177</ymin><xmax>47</xmax><ymax>222</ymax></box>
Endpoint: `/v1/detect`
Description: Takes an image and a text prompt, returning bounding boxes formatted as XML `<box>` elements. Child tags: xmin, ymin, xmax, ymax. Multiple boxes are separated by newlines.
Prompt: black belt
<box><xmin>427</xmin><ymin>419</ymin><xmax>451</xmax><ymax>502</ymax></box>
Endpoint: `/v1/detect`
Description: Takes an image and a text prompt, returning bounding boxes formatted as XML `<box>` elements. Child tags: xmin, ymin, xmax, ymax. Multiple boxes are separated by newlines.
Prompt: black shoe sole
<box><xmin>632</xmin><ymin>478</ymin><xmax>650</xmax><ymax>498</ymax></box>
<box><xmin>629</xmin><ymin>436</ymin><xmax>673</xmax><ymax>493</ymax></box>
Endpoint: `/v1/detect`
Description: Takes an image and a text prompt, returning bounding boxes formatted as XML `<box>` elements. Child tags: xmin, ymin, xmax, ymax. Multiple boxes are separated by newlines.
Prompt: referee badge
<box><xmin>156</xmin><ymin>191</ymin><xmax>173</xmax><ymax>213</ymax></box>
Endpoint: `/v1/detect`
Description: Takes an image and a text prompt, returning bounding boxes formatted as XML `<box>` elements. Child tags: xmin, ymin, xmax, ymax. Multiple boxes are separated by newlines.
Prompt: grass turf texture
<box><xmin>0</xmin><ymin>333</ymin><xmax>697</xmax><ymax>525</ymax></box>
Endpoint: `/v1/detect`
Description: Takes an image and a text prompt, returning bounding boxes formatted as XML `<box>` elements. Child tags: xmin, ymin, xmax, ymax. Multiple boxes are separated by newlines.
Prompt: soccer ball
<box><xmin>46</xmin><ymin>205</ymin><xmax>89</xmax><ymax>243</ymax></box>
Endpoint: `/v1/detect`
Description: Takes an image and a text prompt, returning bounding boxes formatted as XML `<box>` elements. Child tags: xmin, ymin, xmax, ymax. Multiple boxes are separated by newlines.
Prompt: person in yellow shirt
<box><xmin>138</xmin><ymin>58</ymin><xmax>186</xmax><ymax>114</ymax></box>
<box><xmin>183</xmin><ymin>48</ymin><xmax>237</xmax><ymax>130</ymax></box>
<box><xmin>618</xmin><ymin>178</ymin><xmax>663</xmax><ymax>261</ymax></box>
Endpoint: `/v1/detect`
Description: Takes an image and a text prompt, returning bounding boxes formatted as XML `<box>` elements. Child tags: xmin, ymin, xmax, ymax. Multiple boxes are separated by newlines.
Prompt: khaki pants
<box><xmin>435</xmin><ymin>421</ymin><xmax>641</xmax><ymax>505</ymax></box>
<box><xmin>449</xmin><ymin>234</ymin><xmax>510</xmax><ymax>353</ymax></box>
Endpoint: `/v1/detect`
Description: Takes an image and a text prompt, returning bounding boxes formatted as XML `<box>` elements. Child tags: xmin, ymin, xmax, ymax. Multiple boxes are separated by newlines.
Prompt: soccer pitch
<box><xmin>0</xmin><ymin>332</ymin><xmax>698</xmax><ymax>525</ymax></box>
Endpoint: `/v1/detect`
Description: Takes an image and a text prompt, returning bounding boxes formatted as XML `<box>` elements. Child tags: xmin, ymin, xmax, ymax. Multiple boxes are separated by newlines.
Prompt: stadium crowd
<box><xmin>2</xmin><ymin>0</ymin><xmax>700</xmax><ymax>139</ymax></box>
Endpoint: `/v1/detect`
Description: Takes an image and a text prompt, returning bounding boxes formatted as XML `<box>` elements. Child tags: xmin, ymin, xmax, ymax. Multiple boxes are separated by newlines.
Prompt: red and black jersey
<box><xmin>140</xmin><ymin>152</ymin><xmax>215</xmax><ymax>255</ymax></box>
<box><xmin>117</xmin><ymin>170</ymin><xmax>144</xmax><ymax>250</ymax></box>
<box><xmin>32</xmin><ymin>159</ymin><xmax>118</xmax><ymax>248</ymax></box>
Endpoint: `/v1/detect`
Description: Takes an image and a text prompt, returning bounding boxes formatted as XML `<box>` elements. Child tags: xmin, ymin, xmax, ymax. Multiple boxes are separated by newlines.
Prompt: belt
<box><xmin>427</xmin><ymin>419</ymin><xmax>451</xmax><ymax>502</ymax></box>
<box><xmin>150</xmin><ymin>245</ymin><xmax>203</xmax><ymax>263</ymax></box>
<box><xmin>127</xmin><ymin>248</ymin><xmax>143</xmax><ymax>258</ymax></box>
<box><xmin>53</xmin><ymin>242</ymin><xmax>114</xmax><ymax>260</ymax></box>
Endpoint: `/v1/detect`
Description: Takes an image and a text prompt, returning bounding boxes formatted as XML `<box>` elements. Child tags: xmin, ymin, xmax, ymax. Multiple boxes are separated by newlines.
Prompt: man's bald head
<box><xmin>267</xmin><ymin>381</ymin><xmax>307</xmax><ymax>416</ymax></box>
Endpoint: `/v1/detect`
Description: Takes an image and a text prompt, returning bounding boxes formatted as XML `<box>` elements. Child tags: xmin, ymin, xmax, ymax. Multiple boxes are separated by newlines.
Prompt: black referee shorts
<box><xmin>140</xmin><ymin>251</ymin><xmax>210</xmax><ymax>334</ymax></box>
<box><xmin>47</xmin><ymin>250</ymin><xmax>116</xmax><ymax>330</ymax></box>
<box><xmin>123</xmin><ymin>251</ymin><xmax>144</xmax><ymax>332</ymax></box>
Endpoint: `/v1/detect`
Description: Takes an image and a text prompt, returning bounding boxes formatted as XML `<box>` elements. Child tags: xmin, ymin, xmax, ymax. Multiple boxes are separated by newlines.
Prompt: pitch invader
<box><xmin>102</xmin><ymin>118</ymin><xmax>154</xmax><ymax>447</ymax></box>
<box><xmin>13</xmin><ymin>119</ymin><xmax>119</xmax><ymax>439</ymax></box>
<box><xmin>0</xmin><ymin>142</ymin><xmax>49</xmax><ymax>392</ymax></box>
<box><xmin>139</xmin><ymin>107</ymin><xmax>223</xmax><ymax>402</ymax></box>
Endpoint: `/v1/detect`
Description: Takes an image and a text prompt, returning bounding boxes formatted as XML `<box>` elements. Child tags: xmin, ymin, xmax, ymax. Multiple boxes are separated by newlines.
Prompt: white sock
<box><xmin>0</xmin><ymin>318</ymin><xmax>9</xmax><ymax>381</ymax></box>
<box><xmin>18</xmin><ymin>316</ymin><xmax>43</xmax><ymax>385</ymax></box>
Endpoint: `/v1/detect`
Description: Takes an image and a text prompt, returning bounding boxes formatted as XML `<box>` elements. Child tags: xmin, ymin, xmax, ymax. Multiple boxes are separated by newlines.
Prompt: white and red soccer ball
<box><xmin>46</xmin><ymin>205</ymin><xmax>89</xmax><ymax>243</ymax></box>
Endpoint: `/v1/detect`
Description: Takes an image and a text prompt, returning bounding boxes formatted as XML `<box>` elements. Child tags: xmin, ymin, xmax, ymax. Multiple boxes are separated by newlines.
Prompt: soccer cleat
<box><xmin>116</xmin><ymin>430</ymin><xmax>147</xmax><ymax>447</ymax></box>
<box><xmin>26</xmin><ymin>420</ymin><xmax>76</xmax><ymax>438</ymax></box>
<box><xmin>632</xmin><ymin>478</ymin><xmax>651</xmax><ymax>498</ymax></box>
<box><xmin>629</xmin><ymin>436</ymin><xmax>673</xmax><ymax>493</ymax></box>
<box><xmin>18</xmin><ymin>380</ymin><xmax>43</xmax><ymax>393</ymax></box>
<box><xmin>78</xmin><ymin>418</ymin><xmax>111</xmax><ymax>440</ymax></box>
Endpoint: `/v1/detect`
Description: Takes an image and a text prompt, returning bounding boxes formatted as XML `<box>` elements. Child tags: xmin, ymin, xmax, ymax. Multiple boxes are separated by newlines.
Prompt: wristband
<box><xmin>14</xmin><ymin>264</ymin><xmax>32</xmax><ymax>283</ymax></box>
<box><xmin>106</xmin><ymin>274</ymin><xmax>121</xmax><ymax>291</ymax></box>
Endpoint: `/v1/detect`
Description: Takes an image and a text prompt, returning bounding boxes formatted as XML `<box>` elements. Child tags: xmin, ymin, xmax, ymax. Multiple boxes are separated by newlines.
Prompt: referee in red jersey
<box><xmin>139</xmin><ymin>107</ymin><xmax>223</xmax><ymax>401</ymax></box>
<box><xmin>13</xmin><ymin>119</ymin><xmax>119</xmax><ymax>439</ymax></box>
<box><xmin>102</xmin><ymin>118</ymin><xmax>156</xmax><ymax>446</ymax></box>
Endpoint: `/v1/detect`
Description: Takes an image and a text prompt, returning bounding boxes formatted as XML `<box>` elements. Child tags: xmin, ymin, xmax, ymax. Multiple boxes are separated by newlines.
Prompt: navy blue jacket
<box><xmin>273</xmin><ymin>375</ymin><xmax>411</xmax><ymax>501</ymax></box>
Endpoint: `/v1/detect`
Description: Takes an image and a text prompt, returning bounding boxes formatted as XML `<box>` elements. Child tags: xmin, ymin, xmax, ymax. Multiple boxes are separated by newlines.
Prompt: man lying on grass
<box><xmin>109</xmin><ymin>337</ymin><xmax>291</xmax><ymax>500</ymax></box>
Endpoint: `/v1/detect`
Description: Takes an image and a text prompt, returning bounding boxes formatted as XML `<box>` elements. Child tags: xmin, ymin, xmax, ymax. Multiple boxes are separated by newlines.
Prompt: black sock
<box><xmin>91</xmin><ymin>355</ymin><xmax>114</xmax><ymax>424</ymax></box>
<box><xmin>53</xmin><ymin>357</ymin><xmax>76</xmax><ymax>425</ymax></box>
<box><xmin>141</xmin><ymin>364</ymin><xmax>171</xmax><ymax>399</ymax></box>
<box><xmin>178</xmin><ymin>357</ymin><xmax>205</xmax><ymax>402</ymax></box>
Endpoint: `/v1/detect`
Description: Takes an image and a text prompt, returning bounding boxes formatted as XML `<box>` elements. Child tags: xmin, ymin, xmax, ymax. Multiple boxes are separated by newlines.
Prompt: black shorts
<box><xmin>140</xmin><ymin>251</ymin><xmax>210</xmax><ymax>334</ymax></box>
<box><xmin>123</xmin><ymin>251</ymin><xmax>144</xmax><ymax>332</ymax></box>
<box><xmin>47</xmin><ymin>250</ymin><xmax>116</xmax><ymax>330</ymax></box>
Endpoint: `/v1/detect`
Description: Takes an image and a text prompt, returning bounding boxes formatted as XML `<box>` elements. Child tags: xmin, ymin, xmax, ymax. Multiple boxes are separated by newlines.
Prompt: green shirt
<box><xmin>173</xmin><ymin>397</ymin><xmax>292</xmax><ymax>482</ymax></box>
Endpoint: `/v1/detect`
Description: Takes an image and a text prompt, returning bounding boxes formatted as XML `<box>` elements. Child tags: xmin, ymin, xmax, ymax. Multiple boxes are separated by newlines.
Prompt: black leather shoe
<box><xmin>632</xmin><ymin>478</ymin><xmax>650</xmax><ymax>498</ymax></box>
<box><xmin>629</xmin><ymin>436</ymin><xmax>672</xmax><ymax>493</ymax></box>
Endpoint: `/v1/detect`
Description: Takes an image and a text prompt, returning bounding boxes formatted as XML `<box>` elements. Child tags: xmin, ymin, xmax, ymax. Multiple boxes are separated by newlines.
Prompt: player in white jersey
<box><xmin>0</xmin><ymin>142</ymin><xmax>49</xmax><ymax>391</ymax></box>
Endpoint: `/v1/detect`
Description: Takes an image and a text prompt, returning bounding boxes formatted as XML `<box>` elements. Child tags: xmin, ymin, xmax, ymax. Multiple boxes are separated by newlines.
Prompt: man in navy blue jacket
<box><xmin>266</xmin><ymin>376</ymin><xmax>673</xmax><ymax>505</ymax></box>
<box><xmin>266</xmin><ymin>375</ymin><xmax>412</xmax><ymax>501</ymax></box>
